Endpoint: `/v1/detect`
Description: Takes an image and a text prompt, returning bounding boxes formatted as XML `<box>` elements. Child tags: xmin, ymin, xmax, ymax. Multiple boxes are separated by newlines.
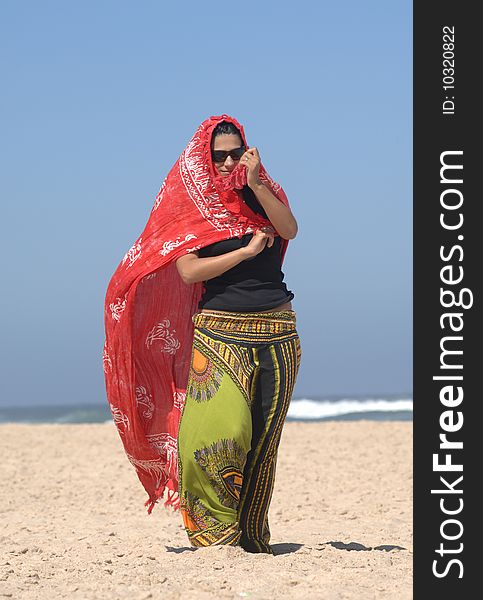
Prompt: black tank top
<box><xmin>197</xmin><ymin>187</ymin><xmax>295</xmax><ymax>312</ymax></box>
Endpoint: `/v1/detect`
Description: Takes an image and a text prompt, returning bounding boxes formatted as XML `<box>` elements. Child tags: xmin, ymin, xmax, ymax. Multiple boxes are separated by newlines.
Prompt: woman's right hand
<box><xmin>243</xmin><ymin>227</ymin><xmax>275</xmax><ymax>259</ymax></box>
<box><xmin>176</xmin><ymin>226</ymin><xmax>277</xmax><ymax>283</ymax></box>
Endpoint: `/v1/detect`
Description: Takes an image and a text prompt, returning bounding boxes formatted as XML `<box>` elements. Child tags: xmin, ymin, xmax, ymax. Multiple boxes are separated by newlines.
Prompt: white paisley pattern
<box><xmin>142</xmin><ymin>272</ymin><xmax>158</xmax><ymax>282</ymax></box>
<box><xmin>151</xmin><ymin>178</ymin><xmax>167</xmax><ymax>212</ymax></box>
<box><xmin>126</xmin><ymin>454</ymin><xmax>168</xmax><ymax>486</ymax></box>
<box><xmin>160</xmin><ymin>233</ymin><xmax>197</xmax><ymax>257</ymax></box>
<box><xmin>122</xmin><ymin>237</ymin><xmax>142</xmax><ymax>269</ymax></box>
<box><xmin>183</xmin><ymin>133</ymin><xmax>211</xmax><ymax>192</ymax></box>
<box><xmin>145</xmin><ymin>319</ymin><xmax>180</xmax><ymax>354</ymax></box>
<box><xmin>260</xmin><ymin>170</ymin><xmax>282</xmax><ymax>193</ymax></box>
<box><xmin>146</xmin><ymin>433</ymin><xmax>178</xmax><ymax>477</ymax></box>
<box><xmin>136</xmin><ymin>385</ymin><xmax>155</xmax><ymax>419</ymax></box>
<box><xmin>102</xmin><ymin>341</ymin><xmax>112</xmax><ymax>374</ymax></box>
<box><xmin>110</xmin><ymin>295</ymin><xmax>127</xmax><ymax>321</ymax></box>
<box><xmin>180</xmin><ymin>136</ymin><xmax>237</xmax><ymax>229</ymax></box>
<box><xmin>110</xmin><ymin>403</ymin><xmax>130</xmax><ymax>434</ymax></box>
<box><xmin>173</xmin><ymin>389</ymin><xmax>186</xmax><ymax>411</ymax></box>
<box><xmin>185</xmin><ymin>244</ymin><xmax>203</xmax><ymax>253</ymax></box>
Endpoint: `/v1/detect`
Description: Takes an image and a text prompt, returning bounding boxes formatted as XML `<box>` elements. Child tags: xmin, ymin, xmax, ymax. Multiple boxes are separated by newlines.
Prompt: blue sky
<box><xmin>0</xmin><ymin>1</ymin><xmax>412</xmax><ymax>406</ymax></box>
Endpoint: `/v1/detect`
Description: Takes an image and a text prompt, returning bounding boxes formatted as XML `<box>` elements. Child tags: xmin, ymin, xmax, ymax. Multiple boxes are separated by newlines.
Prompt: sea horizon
<box><xmin>0</xmin><ymin>394</ymin><xmax>413</xmax><ymax>424</ymax></box>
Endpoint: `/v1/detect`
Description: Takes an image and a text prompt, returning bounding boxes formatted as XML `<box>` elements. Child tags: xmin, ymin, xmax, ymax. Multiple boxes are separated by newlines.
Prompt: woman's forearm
<box><xmin>250</xmin><ymin>182</ymin><xmax>298</xmax><ymax>240</ymax></box>
<box><xmin>177</xmin><ymin>247</ymin><xmax>250</xmax><ymax>284</ymax></box>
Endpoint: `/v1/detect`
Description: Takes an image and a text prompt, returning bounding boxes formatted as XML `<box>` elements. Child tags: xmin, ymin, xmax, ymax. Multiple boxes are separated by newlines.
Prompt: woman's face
<box><xmin>211</xmin><ymin>133</ymin><xmax>244</xmax><ymax>176</ymax></box>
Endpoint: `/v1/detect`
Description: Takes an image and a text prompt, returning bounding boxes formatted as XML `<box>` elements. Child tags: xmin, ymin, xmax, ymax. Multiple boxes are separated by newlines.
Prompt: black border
<box><xmin>414</xmin><ymin>3</ymin><xmax>480</xmax><ymax>595</ymax></box>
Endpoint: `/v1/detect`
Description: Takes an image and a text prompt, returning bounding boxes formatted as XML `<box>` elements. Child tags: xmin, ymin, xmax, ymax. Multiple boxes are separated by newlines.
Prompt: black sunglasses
<box><xmin>211</xmin><ymin>146</ymin><xmax>246</xmax><ymax>163</ymax></box>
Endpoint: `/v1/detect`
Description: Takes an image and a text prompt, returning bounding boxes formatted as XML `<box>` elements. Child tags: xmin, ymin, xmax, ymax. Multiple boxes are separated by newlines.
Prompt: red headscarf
<box><xmin>103</xmin><ymin>114</ymin><xmax>292</xmax><ymax>513</ymax></box>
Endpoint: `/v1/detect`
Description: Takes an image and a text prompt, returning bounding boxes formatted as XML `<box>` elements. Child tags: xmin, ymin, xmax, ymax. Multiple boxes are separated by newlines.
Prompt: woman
<box><xmin>175</xmin><ymin>121</ymin><xmax>301</xmax><ymax>553</ymax></box>
<box><xmin>102</xmin><ymin>114</ymin><xmax>301</xmax><ymax>555</ymax></box>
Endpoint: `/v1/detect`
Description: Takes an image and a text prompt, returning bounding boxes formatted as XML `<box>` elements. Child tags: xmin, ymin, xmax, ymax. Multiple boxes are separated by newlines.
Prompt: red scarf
<box><xmin>103</xmin><ymin>114</ymin><xmax>291</xmax><ymax>513</ymax></box>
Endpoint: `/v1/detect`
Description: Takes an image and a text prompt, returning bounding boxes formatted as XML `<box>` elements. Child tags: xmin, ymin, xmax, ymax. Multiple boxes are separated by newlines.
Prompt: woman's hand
<box><xmin>241</xmin><ymin>147</ymin><xmax>262</xmax><ymax>190</ymax></box>
<box><xmin>243</xmin><ymin>227</ymin><xmax>275</xmax><ymax>259</ymax></box>
<box><xmin>240</xmin><ymin>146</ymin><xmax>298</xmax><ymax>240</ymax></box>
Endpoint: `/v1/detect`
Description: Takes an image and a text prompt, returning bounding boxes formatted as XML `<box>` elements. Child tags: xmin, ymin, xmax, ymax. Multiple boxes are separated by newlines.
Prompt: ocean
<box><xmin>0</xmin><ymin>395</ymin><xmax>412</xmax><ymax>424</ymax></box>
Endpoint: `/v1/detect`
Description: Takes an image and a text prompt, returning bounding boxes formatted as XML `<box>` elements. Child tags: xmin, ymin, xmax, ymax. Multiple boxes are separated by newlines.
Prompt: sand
<box><xmin>0</xmin><ymin>421</ymin><xmax>412</xmax><ymax>599</ymax></box>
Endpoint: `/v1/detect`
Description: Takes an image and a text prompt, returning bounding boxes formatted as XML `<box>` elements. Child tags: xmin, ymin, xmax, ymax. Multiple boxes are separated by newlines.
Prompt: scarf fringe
<box><xmin>164</xmin><ymin>489</ymin><xmax>180</xmax><ymax>511</ymax></box>
<box><xmin>144</xmin><ymin>483</ymin><xmax>180</xmax><ymax>514</ymax></box>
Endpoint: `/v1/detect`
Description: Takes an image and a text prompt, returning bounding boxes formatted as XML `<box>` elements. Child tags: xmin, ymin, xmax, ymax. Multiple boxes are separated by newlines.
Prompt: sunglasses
<box><xmin>211</xmin><ymin>146</ymin><xmax>246</xmax><ymax>163</ymax></box>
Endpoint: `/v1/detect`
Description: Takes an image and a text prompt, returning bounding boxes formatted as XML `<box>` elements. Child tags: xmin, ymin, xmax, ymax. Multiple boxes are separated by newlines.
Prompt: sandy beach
<box><xmin>0</xmin><ymin>421</ymin><xmax>412</xmax><ymax>599</ymax></box>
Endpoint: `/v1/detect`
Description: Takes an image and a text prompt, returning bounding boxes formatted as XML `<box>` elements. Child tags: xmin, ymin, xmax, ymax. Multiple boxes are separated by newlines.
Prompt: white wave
<box><xmin>287</xmin><ymin>398</ymin><xmax>413</xmax><ymax>420</ymax></box>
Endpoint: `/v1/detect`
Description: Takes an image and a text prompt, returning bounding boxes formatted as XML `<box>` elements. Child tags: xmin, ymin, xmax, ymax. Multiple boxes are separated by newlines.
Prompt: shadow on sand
<box><xmin>271</xmin><ymin>542</ymin><xmax>304</xmax><ymax>555</ymax></box>
<box><xmin>165</xmin><ymin>546</ymin><xmax>198</xmax><ymax>553</ymax></box>
<box><xmin>165</xmin><ymin>541</ymin><xmax>405</xmax><ymax>554</ymax></box>
<box><xmin>321</xmin><ymin>541</ymin><xmax>406</xmax><ymax>552</ymax></box>
<box><xmin>165</xmin><ymin>543</ymin><xmax>304</xmax><ymax>555</ymax></box>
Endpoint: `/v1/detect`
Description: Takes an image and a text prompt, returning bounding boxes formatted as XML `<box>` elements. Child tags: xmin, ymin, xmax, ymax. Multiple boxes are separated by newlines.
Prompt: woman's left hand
<box><xmin>241</xmin><ymin>147</ymin><xmax>262</xmax><ymax>190</ymax></box>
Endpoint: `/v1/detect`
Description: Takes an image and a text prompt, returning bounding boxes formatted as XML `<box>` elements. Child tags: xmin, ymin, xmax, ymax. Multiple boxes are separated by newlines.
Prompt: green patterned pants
<box><xmin>177</xmin><ymin>309</ymin><xmax>302</xmax><ymax>553</ymax></box>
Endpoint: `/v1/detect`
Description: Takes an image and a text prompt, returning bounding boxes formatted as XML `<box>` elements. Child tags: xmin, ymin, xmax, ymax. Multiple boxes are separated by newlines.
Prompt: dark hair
<box><xmin>211</xmin><ymin>121</ymin><xmax>243</xmax><ymax>143</ymax></box>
